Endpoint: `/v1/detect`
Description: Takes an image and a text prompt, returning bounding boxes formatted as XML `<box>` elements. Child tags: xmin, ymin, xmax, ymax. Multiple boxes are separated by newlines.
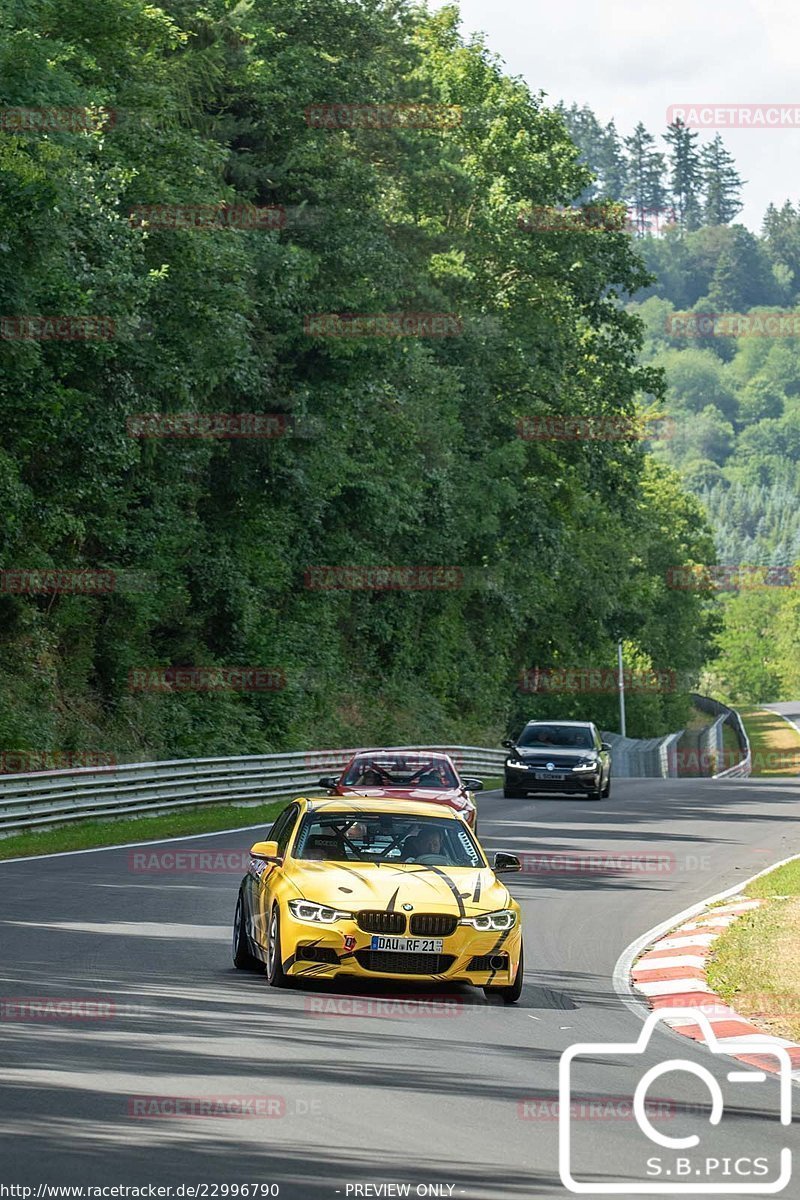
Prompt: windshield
<box><xmin>517</xmin><ymin>724</ymin><xmax>594</xmax><ymax>750</ymax></box>
<box><xmin>293</xmin><ymin>812</ymin><xmax>483</xmax><ymax>868</ymax></box>
<box><xmin>342</xmin><ymin>754</ymin><xmax>458</xmax><ymax>789</ymax></box>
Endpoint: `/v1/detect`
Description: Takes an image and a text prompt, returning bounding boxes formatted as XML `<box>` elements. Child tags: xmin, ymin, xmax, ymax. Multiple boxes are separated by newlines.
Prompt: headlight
<box><xmin>460</xmin><ymin>909</ymin><xmax>517</xmax><ymax>931</ymax></box>
<box><xmin>288</xmin><ymin>899</ymin><xmax>352</xmax><ymax>924</ymax></box>
<box><xmin>573</xmin><ymin>759</ymin><xmax>599</xmax><ymax>772</ymax></box>
<box><xmin>506</xmin><ymin>759</ymin><xmax>526</xmax><ymax>769</ymax></box>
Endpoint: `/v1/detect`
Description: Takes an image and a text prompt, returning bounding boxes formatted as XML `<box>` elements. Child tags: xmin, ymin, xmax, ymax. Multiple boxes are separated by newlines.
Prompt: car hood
<box><xmin>286</xmin><ymin>860</ymin><xmax>512</xmax><ymax>915</ymax></box>
<box><xmin>511</xmin><ymin>747</ymin><xmax>595</xmax><ymax>764</ymax></box>
<box><xmin>335</xmin><ymin>785</ymin><xmax>471</xmax><ymax>808</ymax></box>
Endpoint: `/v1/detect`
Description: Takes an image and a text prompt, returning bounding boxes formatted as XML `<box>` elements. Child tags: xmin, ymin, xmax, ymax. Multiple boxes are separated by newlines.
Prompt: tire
<box><xmin>266</xmin><ymin>904</ymin><xmax>289</xmax><ymax>988</ymax></box>
<box><xmin>602</xmin><ymin>774</ymin><xmax>611</xmax><ymax>799</ymax></box>
<box><xmin>588</xmin><ymin>786</ymin><xmax>603</xmax><ymax>801</ymax></box>
<box><xmin>232</xmin><ymin>892</ymin><xmax>262</xmax><ymax>971</ymax></box>
<box><xmin>484</xmin><ymin>940</ymin><xmax>524</xmax><ymax>1005</ymax></box>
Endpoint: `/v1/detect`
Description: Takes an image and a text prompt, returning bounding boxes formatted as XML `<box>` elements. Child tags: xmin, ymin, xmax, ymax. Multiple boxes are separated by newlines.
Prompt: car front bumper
<box><xmin>505</xmin><ymin>764</ymin><xmax>602</xmax><ymax>793</ymax></box>
<box><xmin>281</xmin><ymin>910</ymin><xmax>522</xmax><ymax>986</ymax></box>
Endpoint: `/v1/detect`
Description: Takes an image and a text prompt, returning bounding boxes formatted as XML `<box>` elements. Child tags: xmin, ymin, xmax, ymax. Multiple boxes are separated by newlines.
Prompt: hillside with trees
<box><xmin>0</xmin><ymin>0</ymin><xmax>724</xmax><ymax>759</ymax></box>
<box><xmin>560</xmin><ymin>103</ymin><xmax>800</xmax><ymax>702</ymax></box>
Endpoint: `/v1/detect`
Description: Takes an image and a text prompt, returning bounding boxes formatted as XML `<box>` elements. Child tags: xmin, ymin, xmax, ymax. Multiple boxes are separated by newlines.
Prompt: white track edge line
<box><xmin>0</xmin><ymin>816</ymin><xmax>283</xmax><ymax>865</ymax></box>
<box><xmin>612</xmin><ymin>848</ymin><xmax>800</xmax><ymax>1085</ymax></box>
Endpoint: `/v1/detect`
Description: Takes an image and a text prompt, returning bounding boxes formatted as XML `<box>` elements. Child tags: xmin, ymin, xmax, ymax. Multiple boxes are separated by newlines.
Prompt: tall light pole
<box><xmin>617</xmin><ymin>638</ymin><xmax>627</xmax><ymax>737</ymax></box>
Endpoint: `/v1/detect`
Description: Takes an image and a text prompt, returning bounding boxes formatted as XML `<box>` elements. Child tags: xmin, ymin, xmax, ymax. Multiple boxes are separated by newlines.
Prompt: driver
<box><xmin>415</xmin><ymin>827</ymin><xmax>443</xmax><ymax>857</ymax></box>
<box><xmin>358</xmin><ymin>765</ymin><xmax>383</xmax><ymax>786</ymax></box>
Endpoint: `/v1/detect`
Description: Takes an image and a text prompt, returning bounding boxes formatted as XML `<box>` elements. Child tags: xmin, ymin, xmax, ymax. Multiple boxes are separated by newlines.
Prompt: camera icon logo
<box><xmin>559</xmin><ymin>1008</ymin><xmax>793</xmax><ymax>1194</ymax></box>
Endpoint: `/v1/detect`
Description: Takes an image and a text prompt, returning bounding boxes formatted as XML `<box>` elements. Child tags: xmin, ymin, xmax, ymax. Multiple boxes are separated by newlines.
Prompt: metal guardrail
<box><xmin>1</xmin><ymin>705</ymin><xmax>745</xmax><ymax>835</ymax></box>
<box><xmin>0</xmin><ymin>745</ymin><xmax>507</xmax><ymax>835</ymax></box>
<box><xmin>600</xmin><ymin>730</ymin><xmax>682</xmax><ymax>778</ymax></box>
<box><xmin>690</xmin><ymin>694</ymin><xmax>752</xmax><ymax>779</ymax></box>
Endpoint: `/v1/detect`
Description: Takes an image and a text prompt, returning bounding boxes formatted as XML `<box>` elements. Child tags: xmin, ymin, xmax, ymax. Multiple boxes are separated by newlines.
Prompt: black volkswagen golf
<box><xmin>502</xmin><ymin>720</ymin><xmax>612</xmax><ymax>800</ymax></box>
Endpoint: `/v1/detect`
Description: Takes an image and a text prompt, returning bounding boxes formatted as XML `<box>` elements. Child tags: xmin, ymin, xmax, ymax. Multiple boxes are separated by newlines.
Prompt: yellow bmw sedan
<box><xmin>232</xmin><ymin>796</ymin><xmax>524</xmax><ymax>1002</ymax></box>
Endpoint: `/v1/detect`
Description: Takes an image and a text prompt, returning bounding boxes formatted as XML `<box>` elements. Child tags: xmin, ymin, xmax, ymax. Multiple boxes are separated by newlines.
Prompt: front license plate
<box><xmin>370</xmin><ymin>936</ymin><xmax>444</xmax><ymax>953</ymax></box>
<box><xmin>534</xmin><ymin>771</ymin><xmax>566</xmax><ymax>780</ymax></box>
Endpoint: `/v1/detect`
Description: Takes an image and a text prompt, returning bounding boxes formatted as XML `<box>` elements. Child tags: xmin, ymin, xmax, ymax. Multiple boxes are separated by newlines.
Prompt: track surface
<box><xmin>766</xmin><ymin>700</ymin><xmax>800</xmax><ymax>737</ymax></box>
<box><xmin>2</xmin><ymin>776</ymin><xmax>800</xmax><ymax>1197</ymax></box>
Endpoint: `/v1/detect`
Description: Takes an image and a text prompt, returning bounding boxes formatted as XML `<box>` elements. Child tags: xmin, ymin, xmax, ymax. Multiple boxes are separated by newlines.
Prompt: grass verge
<box><xmin>706</xmin><ymin>853</ymin><xmax>800</xmax><ymax>1041</ymax></box>
<box><xmin>738</xmin><ymin>706</ymin><xmax>800</xmax><ymax>776</ymax></box>
<box><xmin>0</xmin><ymin>798</ymin><xmax>288</xmax><ymax>862</ymax></box>
<box><xmin>0</xmin><ymin>778</ymin><xmax>503</xmax><ymax>862</ymax></box>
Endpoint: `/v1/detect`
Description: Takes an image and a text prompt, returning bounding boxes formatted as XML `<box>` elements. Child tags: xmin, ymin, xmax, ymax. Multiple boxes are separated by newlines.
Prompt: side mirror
<box><xmin>601</xmin><ymin>742</ymin><xmax>612</xmax><ymax>752</ymax></box>
<box><xmin>493</xmin><ymin>851</ymin><xmax>521</xmax><ymax>874</ymax></box>
<box><xmin>501</xmin><ymin>739</ymin><xmax>515</xmax><ymax>749</ymax></box>
<box><xmin>249</xmin><ymin>840</ymin><xmax>282</xmax><ymax>863</ymax></box>
<box><xmin>317</xmin><ymin>776</ymin><xmax>338</xmax><ymax>789</ymax></box>
<box><xmin>462</xmin><ymin>777</ymin><xmax>483</xmax><ymax>791</ymax></box>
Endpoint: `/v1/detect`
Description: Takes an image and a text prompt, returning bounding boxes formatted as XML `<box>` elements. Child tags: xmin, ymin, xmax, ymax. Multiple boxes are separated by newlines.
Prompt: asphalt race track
<box><xmin>2</xmin><ymin>776</ymin><xmax>800</xmax><ymax>1198</ymax></box>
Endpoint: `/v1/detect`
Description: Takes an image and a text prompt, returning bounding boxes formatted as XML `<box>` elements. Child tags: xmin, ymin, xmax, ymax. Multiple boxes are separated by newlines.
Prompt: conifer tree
<box><xmin>702</xmin><ymin>134</ymin><xmax>744</xmax><ymax>225</ymax></box>
<box><xmin>664</xmin><ymin>119</ymin><xmax>703</xmax><ymax>232</ymax></box>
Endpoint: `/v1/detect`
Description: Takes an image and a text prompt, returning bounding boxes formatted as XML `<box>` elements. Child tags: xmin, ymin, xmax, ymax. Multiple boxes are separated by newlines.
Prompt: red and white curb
<box><xmin>631</xmin><ymin>897</ymin><xmax>800</xmax><ymax>1078</ymax></box>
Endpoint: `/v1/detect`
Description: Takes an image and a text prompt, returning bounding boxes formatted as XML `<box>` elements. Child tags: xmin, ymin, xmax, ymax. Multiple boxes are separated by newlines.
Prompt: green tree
<box><xmin>763</xmin><ymin>201</ymin><xmax>800</xmax><ymax>298</ymax></box>
<box><xmin>625</xmin><ymin>122</ymin><xmax>667</xmax><ymax>236</ymax></box>
<box><xmin>701</xmin><ymin>134</ymin><xmax>744</xmax><ymax>225</ymax></box>
<box><xmin>0</xmin><ymin>0</ymin><xmax>719</xmax><ymax>756</ymax></box>
<box><xmin>707</xmin><ymin>229</ymin><xmax>780</xmax><ymax>310</ymax></box>
<box><xmin>664</xmin><ymin>119</ymin><xmax>703</xmax><ymax>232</ymax></box>
<box><xmin>710</xmin><ymin>591</ymin><xmax>784</xmax><ymax>703</ymax></box>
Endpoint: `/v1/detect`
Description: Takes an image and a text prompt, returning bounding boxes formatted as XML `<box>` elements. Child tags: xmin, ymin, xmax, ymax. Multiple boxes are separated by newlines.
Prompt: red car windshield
<box><xmin>342</xmin><ymin>755</ymin><xmax>459</xmax><ymax>789</ymax></box>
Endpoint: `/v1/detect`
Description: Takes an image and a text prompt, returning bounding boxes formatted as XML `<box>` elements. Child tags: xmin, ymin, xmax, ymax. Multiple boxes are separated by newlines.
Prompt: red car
<box><xmin>318</xmin><ymin>750</ymin><xmax>483</xmax><ymax>829</ymax></box>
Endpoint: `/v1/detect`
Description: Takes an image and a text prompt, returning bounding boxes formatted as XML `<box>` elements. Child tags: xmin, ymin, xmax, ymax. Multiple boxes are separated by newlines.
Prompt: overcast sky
<box><xmin>430</xmin><ymin>0</ymin><xmax>800</xmax><ymax>231</ymax></box>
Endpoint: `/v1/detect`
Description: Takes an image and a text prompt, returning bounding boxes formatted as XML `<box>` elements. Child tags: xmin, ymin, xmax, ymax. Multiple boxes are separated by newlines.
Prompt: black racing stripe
<box><xmin>485</xmin><ymin>926</ymin><xmax>514</xmax><ymax>985</ymax></box>
<box><xmin>386</xmin><ymin>887</ymin><xmax>400</xmax><ymax>913</ymax></box>
<box><xmin>472</xmin><ymin>874</ymin><xmax>482</xmax><ymax>904</ymax></box>
<box><xmin>416</xmin><ymin>864</ymin><xmax>466</xmax><ymax>916</ymax></box>
<box><xmin>282</xmin><ymin>953</ymin><xmax>297</xmax><ymax>972</ymax></box>
<box><xmin>381</xmin><ymin>865</ymin><xmax>443</xmax><ymax>894</ymax></box>
<box><xmin>327</xmin><ymin>862</ymin><xmax>370</xmax><ymax>883</ymax></box>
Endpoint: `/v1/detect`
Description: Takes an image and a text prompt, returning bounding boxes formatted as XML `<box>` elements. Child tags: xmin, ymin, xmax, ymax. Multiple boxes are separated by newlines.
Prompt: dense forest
<box><xmin>563</xmin><ymin>105</ymin><xmax>800</xmax><ymax>703</ymax></box>
<box><xmin>0</xmin><ymin>1</ymin><xmax>739</xmax><ymax>761</ymax></box>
